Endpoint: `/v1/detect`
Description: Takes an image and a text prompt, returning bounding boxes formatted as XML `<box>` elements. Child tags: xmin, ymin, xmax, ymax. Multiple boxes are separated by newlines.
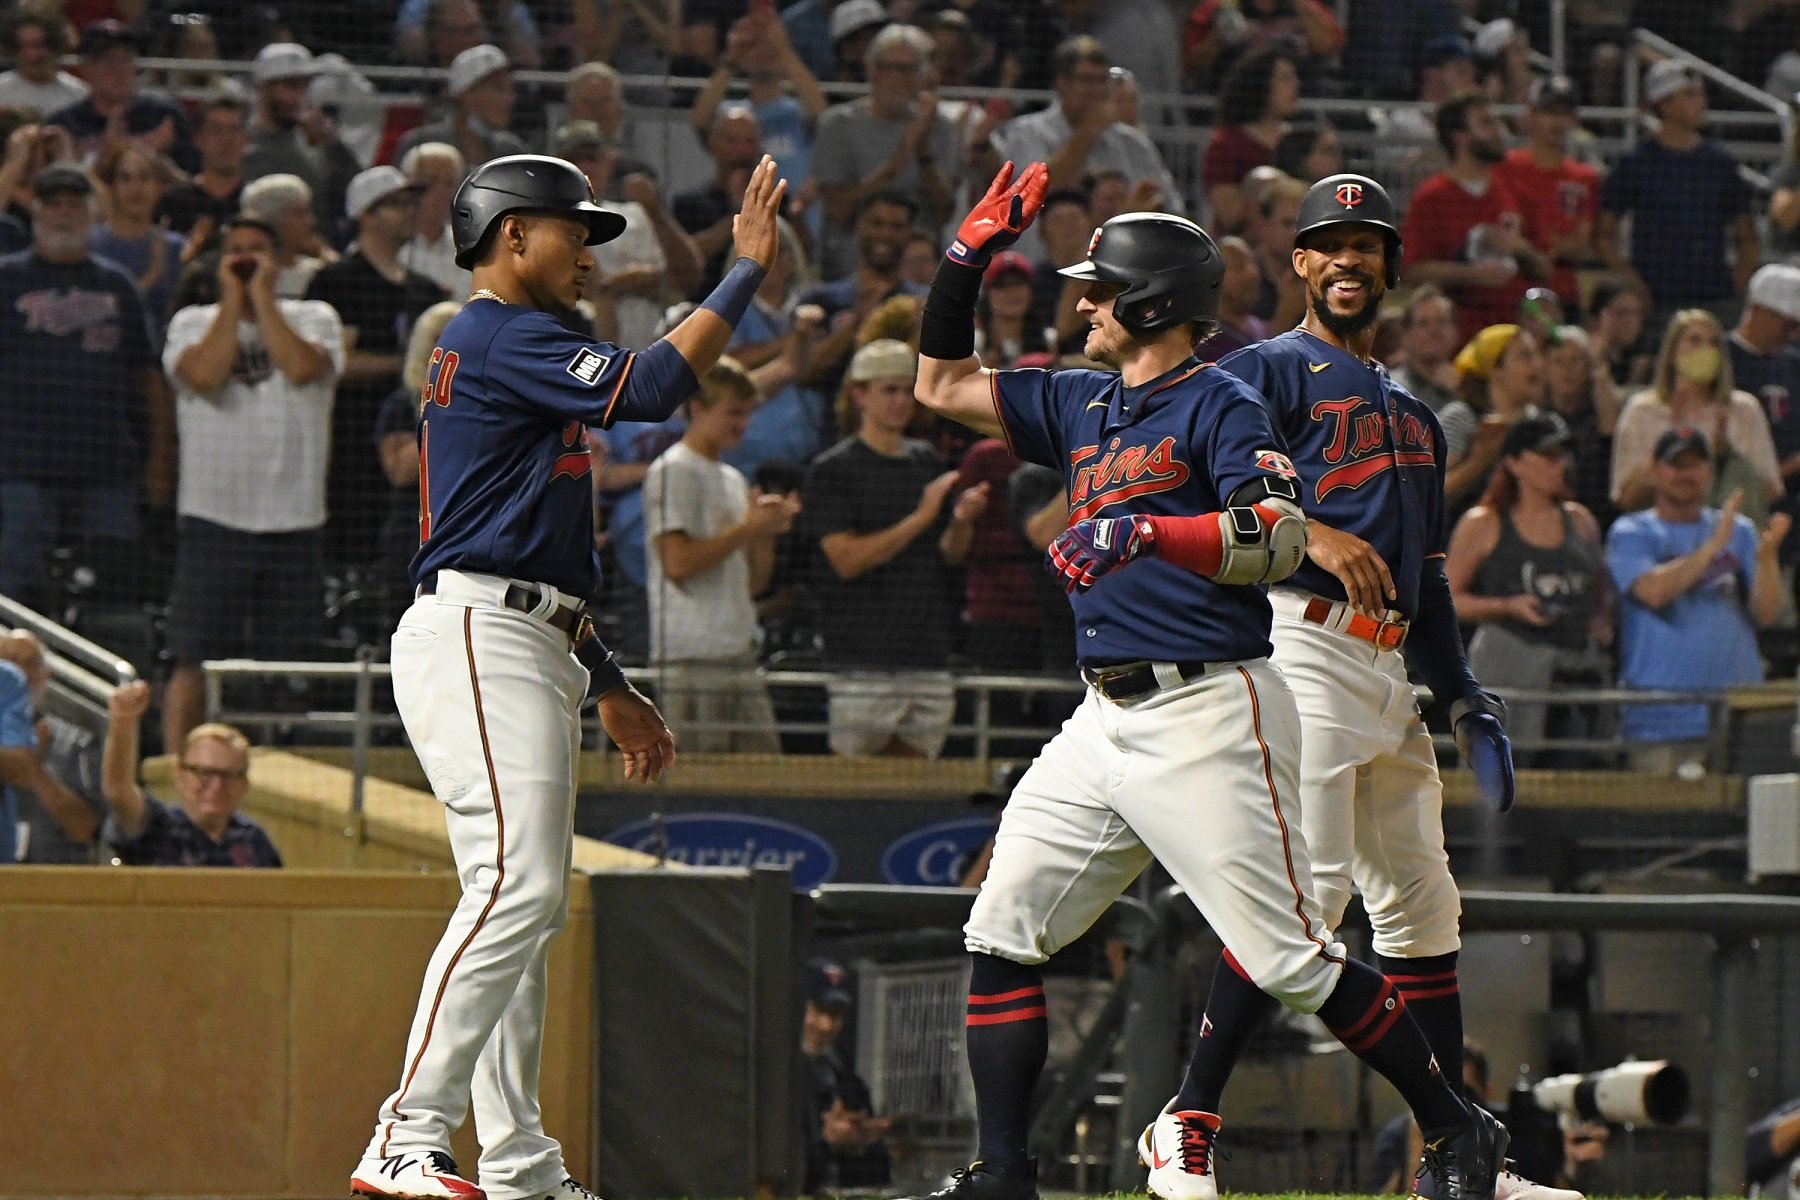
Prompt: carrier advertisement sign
<box><xmin>880</xmin><ymin>816</ymin><xmax>997</xmax><ymax>886</ymax></box>
<box><xmin>603</xmin><ymin>812</ymin><xmax>839</xmax><ymax>889</ymax></box>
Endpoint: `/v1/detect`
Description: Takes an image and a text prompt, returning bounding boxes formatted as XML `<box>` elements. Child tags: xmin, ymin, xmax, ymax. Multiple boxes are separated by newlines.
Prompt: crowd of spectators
<box><xmin>0</xmin><ymin>0</ymin><xmax>1795</xmax><ymax>770</ymax></box>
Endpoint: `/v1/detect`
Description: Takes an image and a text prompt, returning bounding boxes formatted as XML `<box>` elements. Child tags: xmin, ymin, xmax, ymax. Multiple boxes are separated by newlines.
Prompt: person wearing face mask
<box><xmin>1611</xmin><ymin>308</ymin><xmax>1782</xmax><ymax>525</ymax></box>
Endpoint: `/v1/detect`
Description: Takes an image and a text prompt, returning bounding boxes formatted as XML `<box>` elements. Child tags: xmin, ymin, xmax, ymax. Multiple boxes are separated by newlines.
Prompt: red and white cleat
<box><xmin>1138</xmin><ymin>1107</ymin><xmax>1223</xmax><ymax>1200</ymax></box>
<box><xmin>351</xmin><ymin>1150</ymin><xmax>486</xmax><ymax>1199</ymax></box>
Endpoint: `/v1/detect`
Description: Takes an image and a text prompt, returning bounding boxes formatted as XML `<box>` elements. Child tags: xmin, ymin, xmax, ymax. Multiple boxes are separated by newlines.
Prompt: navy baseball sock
<box><xmin>1379</xmin><ymin>951</ymin><xmax>1464</xmax><ymax>1098</ymax></box>
<box><xmin>965</xmin><ymin>952</ymin><xmax>1048</xmax><ymax>1172</ymax></box>
<box><xmin>1173</xmin><ymin>948</ymin><xmax>1278</xmax><ymax>1114</ymax></box>
<box><xmin>1316</xmin><ymin>958</ymin><xmax>1469</xmax><ymax>1133</ymax></box>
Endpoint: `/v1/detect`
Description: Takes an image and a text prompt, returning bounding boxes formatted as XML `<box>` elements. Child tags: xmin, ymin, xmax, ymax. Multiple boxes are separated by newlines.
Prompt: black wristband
<box><xmin>919</xmin><ymin>256</ymin><xmax>985</xmax><ymax>362</ymax></box>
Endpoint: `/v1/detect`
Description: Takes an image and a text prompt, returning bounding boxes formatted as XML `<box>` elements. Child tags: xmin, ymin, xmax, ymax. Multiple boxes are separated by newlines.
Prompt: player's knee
<box><xmin>500</xmin><ymin>873</ymin><xmax>568</xmax><ymax>930</ymax></box>
<box><xmin>1367</xmin><ymin>868</ymin><xmax>1462</xmax><ymax>958</ymax></box>
<box><xmin>963</xmin><ymin>897</ymin><xmax>1057</xmax><ymax>965</ymax></box>
<box><xmin>1232</xmin><ymin>939</ymin><xmax>1345</xmax><ymax>1013</ymax></box>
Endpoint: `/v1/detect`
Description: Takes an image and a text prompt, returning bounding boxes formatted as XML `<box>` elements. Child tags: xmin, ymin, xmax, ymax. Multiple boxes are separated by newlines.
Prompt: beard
<box><xmin>1471</xmin><ymin>137</ymin><xmax>1506</xmax><ymax>165</ymax></box>
<box><xmin>1308</xmin><ymin>272</ymin><xmax>1381</xmax><ymax>339</ymax></box>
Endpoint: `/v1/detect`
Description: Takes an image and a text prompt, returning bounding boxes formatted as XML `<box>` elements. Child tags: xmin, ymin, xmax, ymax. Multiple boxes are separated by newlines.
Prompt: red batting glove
<box><xmin>947</xmin><ymin>160</ymin><xmax>1049</xmax><ymax>268</ymax></box>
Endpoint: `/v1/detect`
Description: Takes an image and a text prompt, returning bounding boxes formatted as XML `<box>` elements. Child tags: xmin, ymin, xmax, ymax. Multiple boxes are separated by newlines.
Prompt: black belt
<box><xmin>418</xmin><ymin>573</ymin><xmax>585</xmax><ymax>636</ymax></box>
<box><xmin>1081</xmin><ymin>659</ymin><xmax>1217</xmax><ymax>704</ymax></box>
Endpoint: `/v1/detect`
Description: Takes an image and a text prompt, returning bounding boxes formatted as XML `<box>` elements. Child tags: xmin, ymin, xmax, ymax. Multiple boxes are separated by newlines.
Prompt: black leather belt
<box><xmin>418</xmin><ymin>573</ymin><xmax>585</xmax><ymax>636</ymax></box>
<box><xmin>1081</xmin><ymin>659</ymin><xmax>1218</xmax><ymax>704</ymax></box>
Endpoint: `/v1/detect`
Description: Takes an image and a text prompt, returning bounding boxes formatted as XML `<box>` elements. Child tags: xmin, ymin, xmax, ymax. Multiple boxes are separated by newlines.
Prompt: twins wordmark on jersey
<box><xmin>1219</xmin><ymin>329</ymin><xmax>1450</xmax><ymax>618</ymax></box>
<box><xmin>992</xmin><ymin>356</ymin><xmax>1300</xmax><ymax>667</ymax></box>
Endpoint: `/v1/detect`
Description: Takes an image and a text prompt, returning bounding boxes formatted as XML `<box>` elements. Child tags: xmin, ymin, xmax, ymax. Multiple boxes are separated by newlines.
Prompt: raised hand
<box><xmin>109</xmin><ymin>679</ymin><xmax>152</xmax><ymax>723</ymax></box>
<box><xmin>951</xmin><ymin>480</ymin><xmax>990</xmax><ymax>523</ymax></box>
<box><xmin>1047</xmin><ymin>515</ymin><xmax>1155</xmax><ymax>593</ymax></box>
<box><xmin>918</xmin><ymin>469</ymin><xmax>961</xmax><ymax>517</ymax></box>
<box><xmin>947</xmin><ymin>160</ymin><xmax>1049</xmax><ymax>267</ymax></box>
<box><xmin>1759</xmin><ymin>511</ymin><xmax>1792</xmax><ymax>559</ymax></box>
<box><xmin>730</xmin><ymin>156</ymin><xmax>789</xmax><ymax>271</ymax></box>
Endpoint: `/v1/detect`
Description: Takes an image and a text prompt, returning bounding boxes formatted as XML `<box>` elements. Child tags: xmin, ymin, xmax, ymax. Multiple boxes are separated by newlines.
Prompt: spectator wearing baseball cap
<box><xmin>1598</xmin><ymin>58</ymin><xmax>1757</xmax><ymax>319</ymax></box>
<box><xmin>1492</xmin><ymin>74</ymin><xmax>1598</xmax><ymax>309</ymax></box>
<box><xmin>45</xmin><ymin>19</ymin><xmax>197</xmax><ymax>174</ymax></box>
<box><xmin>828</xmin><ymin>0</ymin><xmax>889</xmax><ymax>83</ymax></box>
<box><xmin>800</xmin><ymin>957</ymin><xmax>892</xmax><ymax>1193</ymax></box>
<box><xmin>1611</xmin><ymin>308</ymin><xmax>1782</xmax><ymax>524</ymax></box>
<box><xmin>1605</xmin><ymin>423</ymin><xmax>1790</xmax><ymax>774</ymax></box>
<box><xmin>243</xmin><ymin>42</ymin><xmax>363</xmax><ymax>232</ymax></box>
<box><xmin>804</xmin><ymin>337</ymin><xmax>986</xmax><ymax>758</ymax></box>
<box><xmin>1446</xmin><ymin>410</ymin><xmax>1613</xmax><ymax>762</ymax></box>
<box><xmin>394</xmin><ymin>43</ymin><xmax>529</xmax><ymax>169</ymax></box>
<box><xmin>303</xmin><ymin>166</ymin><xmax>444</xmax><ymax>574</ymax></box>
<box><xmin>1729</xmin><ymin>264</ymin><xmax>1800</xmax><ymax>539</ymax></box>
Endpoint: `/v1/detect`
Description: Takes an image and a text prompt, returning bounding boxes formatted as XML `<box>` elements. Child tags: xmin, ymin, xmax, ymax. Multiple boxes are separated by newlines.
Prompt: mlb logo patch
<box><xmin>567</xmin><ymin>347</ymin><xmax>612</xmax><ymax>386</ymax></box>
<box><xmin>1256</xmin><ymin>449</ymin><xmax>1298</xmax><ymax>478</ymax></box>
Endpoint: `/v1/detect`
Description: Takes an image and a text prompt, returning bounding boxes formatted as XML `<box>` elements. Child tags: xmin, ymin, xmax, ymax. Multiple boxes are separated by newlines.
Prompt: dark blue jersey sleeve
<box><xmin>485</xmin><ymin>310</ymin><xmax>699</xmax><ymax>429</ymax></box>
<box><xmin>1217</xmin><ymin>342</ymin><xmax>1298</xmax><ymax>434</ymax></box>
<box><xmin>993</xmin><ymin>366</ymin><xmax>1115</xmax><ymax>468</ymax></box>
<box><xmin>1204</xmin><ymin>374</ymin><xmax>1300</xmax><ymax>505</ymax></box>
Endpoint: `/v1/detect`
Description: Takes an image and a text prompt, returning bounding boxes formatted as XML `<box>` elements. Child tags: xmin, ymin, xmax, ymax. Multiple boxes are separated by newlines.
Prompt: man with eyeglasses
<box><xmin>99</xmin><ymin>680</ymin><xmax>281</xmax><ymax>868</ymax></box>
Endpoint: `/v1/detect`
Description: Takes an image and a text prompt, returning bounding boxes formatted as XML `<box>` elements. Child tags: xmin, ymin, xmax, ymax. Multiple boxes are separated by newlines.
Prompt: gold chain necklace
<box><xmin>471</xmin><ymin>288</ymin><xmax>508</xmax><ymax>304</ymax></box>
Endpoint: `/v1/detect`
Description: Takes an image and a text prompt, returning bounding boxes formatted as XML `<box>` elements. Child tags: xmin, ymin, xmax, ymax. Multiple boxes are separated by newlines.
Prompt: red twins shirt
<box><xmin>1493</xmin><ymin>147</ymin><xmax>1599</xmax><ymax>304</ymax></box>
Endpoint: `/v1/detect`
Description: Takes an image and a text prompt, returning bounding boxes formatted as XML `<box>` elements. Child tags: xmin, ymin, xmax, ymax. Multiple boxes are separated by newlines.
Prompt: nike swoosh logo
<box><xmin>1309</xmin><ymin>362</ymin><xmax>1330</xmax><ymax>373</ymax></box>
<box><xmin>1150</xmin><ymin>1144</ymin><xmax>1172</xmax><ymax>1170</ymax></box>
<box><xmin>1087</xmin><ymin>400</ymin><xmax>1109</xmax><ymax>409</ymax></box>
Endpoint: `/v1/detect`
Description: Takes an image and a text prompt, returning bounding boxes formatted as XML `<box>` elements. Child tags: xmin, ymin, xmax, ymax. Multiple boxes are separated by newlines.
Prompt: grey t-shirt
<box><xmin>18</xmin><ymin>713</ymin><xmax>103</xmax><ymax>864</ymax></box>
<box><xmin>643</xmin><ymin>441</ymin><xmax>758</xmax><ymax>663</ymax></box>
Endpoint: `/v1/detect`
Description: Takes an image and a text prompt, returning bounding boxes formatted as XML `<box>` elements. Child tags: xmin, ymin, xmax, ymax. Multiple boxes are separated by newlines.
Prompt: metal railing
<box><xmin>1627</xmin><ymin>28</ymin><xmax>1795</xmax><ymax>168</ymax></box>
<box><xmin>812</xmin><ymin>882</ymin><xmax>1800</xmax><ymax>1196</ymax></box>
<box><xmin>0</xmin><ymin>592</ymin><xmax>137</xmax><ymax>722</ymax></box>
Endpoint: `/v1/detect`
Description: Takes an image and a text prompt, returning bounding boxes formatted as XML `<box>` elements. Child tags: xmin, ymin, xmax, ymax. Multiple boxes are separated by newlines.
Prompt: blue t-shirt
<box><xmin>993</xmin><ymin>356</ymin><xmax>1296</xmax><ymax>666</ymax></box>
<box><xmin>0</xmin><ymin>661</ymin><xmax>31</xmax><ymax>864</ymax></box>
<box><xmin>755</xmin><ymin>95</ymin><xmax>813</xmax><ymax>193</ymax></box>
<box><xmin>723</xmin><ymin>299</ymin><xmax>827</xmax><ymax>476</ymax></box>
<box><xmin>88</xmin><ymin>226</ymin><xmax>187</xmax><ymax>338</ymax></box>
<box><xmin>1599</xmin><ymin>138</ymin><xmax>1749</xmax><ymax>310</ymax></box>
<box><xmin>412</xmin><ymin>298</ymin><xmax>696</xmax><ymax>598</ymax></box>
<box><xmin>1606</xmin><ymin>507</ymin><xmax>1764</xmax><ymax>743</ymax></box>
<box><xmin>1219</xmin><ymin>329</ymin><xmax>1449</xmax><ymax>618</ymax></box>
<box><xmin>780</xmin><ymin>0</ymin><xmax>835</xmax><ymax>82</ymax></box>
<box><xmin>0</xmin><ymin>251</ymin><xmax>157</xmax><ymax>484</ymax></box>
<box><xmin>598</xmin><ymin>416</ymin><xmax>687</xmax><ymax>589</ymax></box>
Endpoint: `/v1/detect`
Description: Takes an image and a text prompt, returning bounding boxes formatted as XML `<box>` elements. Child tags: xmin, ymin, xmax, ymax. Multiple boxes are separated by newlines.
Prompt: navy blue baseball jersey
<box><xmin>1219</xmin><ymin>330</ymin><xmax>1447</xmax><ymax>618</ymax></box>
<box><xmin>994</xmin><ymin>356</ymin><xmax>1300</xmax><ymax>666</ymax></box>
<box><xmin>412</xmin><ymin>298</ymin><xmax>689</xmax><ymax>598</ymax></box>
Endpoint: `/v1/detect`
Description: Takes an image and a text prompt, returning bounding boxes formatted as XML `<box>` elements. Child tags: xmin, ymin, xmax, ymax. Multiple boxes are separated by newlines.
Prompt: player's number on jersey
<box><xmin>418</xmin><ymin>349</ymin><xmax>460</xmax><ymax>543</ymax></box>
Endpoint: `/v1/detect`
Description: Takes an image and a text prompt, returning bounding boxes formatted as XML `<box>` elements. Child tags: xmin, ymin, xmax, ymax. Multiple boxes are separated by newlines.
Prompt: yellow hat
<box><xmin>1454</xmin><ymin>323</ymin><xmax>1521</xmax><ymax>380</ymax></box>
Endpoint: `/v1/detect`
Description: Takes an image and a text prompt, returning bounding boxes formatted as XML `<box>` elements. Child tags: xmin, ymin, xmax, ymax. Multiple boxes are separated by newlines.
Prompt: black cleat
<box><xmin>1414</xmin><ymin>1106</ymin><xmax>1509</xmax><ymax>1200</ymax></box>
<box><xmin>907</xmin><ymin>1159</ymin><xmax>1039</xmax><ymax>1200</ymax></box>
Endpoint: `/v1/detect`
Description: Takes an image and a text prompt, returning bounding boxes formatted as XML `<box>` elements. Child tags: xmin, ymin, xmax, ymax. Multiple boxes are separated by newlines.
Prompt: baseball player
<box><xmin>1141</xmin><ymin>173</ymin><xmax>1552</xmax><ymax>1200</ymax></box>
<box><xmin>905</xmin><ymin>162</ymin><xmax>1504</xmax><ymax>1200</ymax></box>
<box><xmin>349</xmin><ymin>153</ymin><xmax>788</xmax><ymax>1200</ymax></box>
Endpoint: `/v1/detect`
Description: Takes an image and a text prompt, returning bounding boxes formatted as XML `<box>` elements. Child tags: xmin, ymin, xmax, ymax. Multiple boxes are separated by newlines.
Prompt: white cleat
<box><xmin>537</xmin><ymin>1180</ymin><xmax>603</xmax><ymax>1200</ymax></box>
<box><xmin>1137</xmin><ymin>1107</ymin><xmax>1222</xmax><ymax>1200</ymax></box>
<box><xmin>1495</xmin><ymin>1169</ymin><xmax>1583</xmax><ymax>1200</ymax></box>
<box><xmin>351</xmin><ymin>1151</ymin><xmax>486</xmax><ymax>1199</ymax></box>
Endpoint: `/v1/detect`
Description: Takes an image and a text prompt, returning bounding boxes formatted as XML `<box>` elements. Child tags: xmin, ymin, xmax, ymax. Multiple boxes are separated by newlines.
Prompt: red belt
<box><xmin>1301</xmin><ymin>597</ymin><xmax>1409</xmax><ymax>650</ymax></box>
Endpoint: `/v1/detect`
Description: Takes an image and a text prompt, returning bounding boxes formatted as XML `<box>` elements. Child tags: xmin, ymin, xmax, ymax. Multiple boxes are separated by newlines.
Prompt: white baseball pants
<box><xmin>1268</xmin><ymin>588</ymin><xmax>1462</xmax><ymax>959</ymax></box>
<box><xmin>366</xmin><ymin>570</ymin><xmax>587</xmax><ymax>1200</ymax></box>
<box><xmin>964</xmin><ymin>659</ymin><xmax>1347</xmax><ymax>1013</ymax></box>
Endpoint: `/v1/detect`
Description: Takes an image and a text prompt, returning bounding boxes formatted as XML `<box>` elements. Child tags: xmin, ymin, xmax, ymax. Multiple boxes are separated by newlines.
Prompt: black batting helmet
<box><xmin>1294</xmin><ymin>173</ymin><xmax>1403</xmax><ymax>287</ymax></box>
<box><xmin>452</xmin><ymin>154</ymin><xmax>627</xmax><ymax>269</ymax></box>
<box><xmin>1057</xmin><ymin>213</ymin><xmax>1224</xmax><ymax>337</ymax></box>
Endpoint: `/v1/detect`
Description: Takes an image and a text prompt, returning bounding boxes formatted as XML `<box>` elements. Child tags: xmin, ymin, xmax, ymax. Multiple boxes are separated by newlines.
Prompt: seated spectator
<box><xmin>242</xmin><ymin>43</ymin><xmax>361</xmax><ymax>233</ymax></box>
<box><xmin>1402</xmin><ymin>92</ymin><xmax>1549</xmax><ymax>343</ymax></box>
<box><xmin>562</xmin><ymin>61</ymin><xmax>655</xmax><ymax>190</ymax></box>
<box><xmin>1543</xmin><ymin>325</ymin><xmax>1620</xmax><ymax>527</ymax></box>
<box><xmin>1441</xmin><ymin>323</ymin><xmax>1546</xmax><ymax>508</ymax></box>
<box><xmin>1390</xmin><ymin>285</ymin><xmax>1461</xmax><ymax>413</ymax></box>
<box><xmin>1200</xmin><ymin>236</ymin><xmax>1268</xmax><ymax>361</ymax></box>
<box><xmin>160</xmin><ymin>217</ymin><xmax>343</xmax><ymax>752</ymax></box>
<box><xmin>811</xmin><ymin>24</ymin><xmax>961</xmax><ymax>277</ymax></box>
<box><xmin>692</xmin><ymin>6</ymin><xmax>829</xmax><ymax>214</ymax></box>
<box><xmin>995</xmin><ymin>36</ymin><xmax>1180</xmax><ymax>261</ymax></box>
<box><xmin>396</xmin><ymin>142</ymin><xmax>471</xmax><ymax>298</ymax></box>
<box><xmin>1611</xmin><ymin>309</ymin><xmax>1782</xmax><ymax>523</ymax></box>
<box><xmin>805</xmin><ymin>340</ymin><xmax>986</xmax><ymax>757</ymax></box>
<box><xmin>48</xmin><ymin>20</ymin><xmax>197</xmax><ymax>173</ymax></box>
<box><xmin>306</xmin><ymin>167</ymin><xmax>444</xmax><ymax>573</ymax></box>
<box><xmin>0</xmin><ymin>629</ymin><xmax>102</xmax><ymax>864</ymax></box>
<box><xmin>376</xmin><ymin>301</ymin><xmax>463</xmax><ymax>624</ymax></box>
<box><xmin>1182</xmin><ymin>0</ymin><xmax>1343</xmax><ymax>90</ymax></box>
<box><xmin>0</xmin><ymin>3</ymin><xmax>88</xmax><ymax>116</ymax></box>
<box><xmin>644</xmin><ymin>359</ymin><xmax>800</xmax><ymax>753</ymax></box>
<box><xmin>1492</xmin><ymin>74</ymin><xmax>1598</xmax><ymax>309</ymax></box>
<box><xmin>975</xmin><ymin>251</ymin><xmax>1054</xmax><ymax>369</ymax></box>
<box><xmin>1202</xmin><ymin>48</ymin><xmax>1301</xmax><ymax>235</ymax></box>
<box><xmin>1446</xmin><ymin>414</ymin><xmax>1611</xmax><ymax>761</ymax></box>
<box><xmin>797</xmin><ymin>189</ymin><xmax>927</xmax><ymax>397</ymax></box>
<box><xmin>90</xmin><ymin>142</ymin><xmax>186</xmax><ymax>331</ymax></box>
<box><xmin>0</xmin><ymin>165</ymin><xmax>166</xmax><ymax>611</ymax></box>
<box><xmin>1585</xmin><ymin>274</ymin><xmax>1654</xmax><ymax>388</ymax></box>
<box><xmin>1606</xmin><ymin>428</ymin><xmax>1790</xmax><ymax>775</ymax></box>
<box><xmin>1271</xmin><ymin>113</ymin><xmax>1342</xmax><ymax>185</ymax></box>
<box><xmin>801</xmin><ymin>958</ymin><xmax>892</xmax><ymax>1193</ymax></box>
<box><xmin>100</xmin><ymin>680</ymin><xmax>281</xmax><ymax>867</ymax></box>
<box><xmin>1728</xmin><ymin>265</ymin><xmax>1800</xmax><ymax>530</ymax></box>
<box><xmin>674</xmin><ymin>104</ymin><xmax>764</xmax><ymax>292</ymax></box>
<box><xmin>396</xmin><ymin>43</ymin><xmax>530</xmax><ymax>168</ymax></box>
<box><xmin>156</xmin><ymin>95</ymin><xmax>247</xmax><ymax>239</ymax></box>
<box><xmin>240</xmin><ymin>173</ymin><xmax>330</xmax><ymax>300</ymax></box>
<box><xmin>1246</xmin><ymin>173</ymin><xmax>1307</xmax><ymax>333</ymax></box>
<box><xmin>1597</xmin><ymin>59</ymin><xmax>1756</xmax><ymax>323</ymax></box>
